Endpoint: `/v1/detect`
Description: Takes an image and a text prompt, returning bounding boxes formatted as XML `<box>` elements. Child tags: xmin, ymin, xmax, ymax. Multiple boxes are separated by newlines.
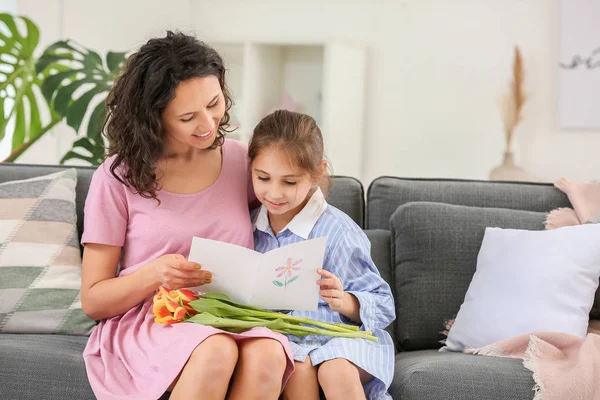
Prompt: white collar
<box><xmin>254</xmin><ymin>188</ymin><xmax>327</xmax><ymax>239</ymax></box>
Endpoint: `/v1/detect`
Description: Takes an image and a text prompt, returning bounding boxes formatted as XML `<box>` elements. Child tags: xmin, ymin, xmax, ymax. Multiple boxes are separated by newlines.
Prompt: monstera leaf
<box><xmin>0</xmin><ymin>13</ymin><xmax>129</xmax><ymax>165</ymax></box>
<box><xmin>36</xmin><ymin>41</ymin><xmax>127</xmax><ymax>164</ymax></box>
<box><xmin>36</xmin><ymin>40</ymin><xmax>127</xmax><ymax>164</ymax></box>
<box><xmin>60</xmin><ymin>136</ymin><xmax>105</xmax><ymax>165</ymax></box>
<box><xmin>0</xmin><ymin>13</ymin><xmax>61</xmax><ymax>161</ymax></box>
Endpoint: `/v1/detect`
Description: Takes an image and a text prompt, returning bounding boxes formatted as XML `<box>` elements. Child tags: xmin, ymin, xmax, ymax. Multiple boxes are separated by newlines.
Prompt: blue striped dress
<box><xmin>253</xmin><ymin>188</ymin><xmax>396</xmax><ymax>400</ymax></box>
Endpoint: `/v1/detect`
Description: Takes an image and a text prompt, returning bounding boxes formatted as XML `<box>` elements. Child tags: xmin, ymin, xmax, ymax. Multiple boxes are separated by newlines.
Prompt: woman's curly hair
<box><xmin>103</xmin><ymin>31</ymin><xmax>233</xmax><ymax>201</ymax></box>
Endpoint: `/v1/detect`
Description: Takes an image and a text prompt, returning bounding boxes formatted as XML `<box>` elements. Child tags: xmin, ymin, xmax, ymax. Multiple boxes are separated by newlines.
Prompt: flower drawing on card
<box><xmin>273</xmin><ymin>257</ymin><xmax>303</xmax><ymax>289</ymax></box>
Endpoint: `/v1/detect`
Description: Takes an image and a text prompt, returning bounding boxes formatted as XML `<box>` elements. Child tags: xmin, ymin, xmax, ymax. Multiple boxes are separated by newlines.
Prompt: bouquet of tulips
<box><xmin>153</xmin><ymin>286</ymin><xmax>377</xmax><ymax>342</ymax></box>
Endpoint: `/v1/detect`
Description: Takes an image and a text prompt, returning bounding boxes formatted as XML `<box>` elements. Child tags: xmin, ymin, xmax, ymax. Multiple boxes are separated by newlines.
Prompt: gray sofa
<box><xmin>2</xmin><ymin>163</ymin><xmax>598</xmax><ymax>400</ymax></box>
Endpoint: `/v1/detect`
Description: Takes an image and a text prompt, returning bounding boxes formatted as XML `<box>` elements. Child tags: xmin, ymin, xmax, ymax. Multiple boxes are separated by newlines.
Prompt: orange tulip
<box><xmin>164</xmin><ymin>298</ymin><xmax>180</xmax><ymax>313</ymax></box>
<box><xmin>153</xmin><ymin>286</ymin><xmax>199</xmax><ymax>324</ymax></box>
<box><xmin>178</xmin><ymin>289</ymin><xmax>196</xmax><ymax>302</ymax></box>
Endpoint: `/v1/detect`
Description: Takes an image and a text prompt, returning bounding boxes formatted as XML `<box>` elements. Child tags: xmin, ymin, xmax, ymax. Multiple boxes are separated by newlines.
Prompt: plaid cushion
<box><xmin>0</xmin><ymin>169</ymin><xmax>95</xmax><ymax>335</ymax></box>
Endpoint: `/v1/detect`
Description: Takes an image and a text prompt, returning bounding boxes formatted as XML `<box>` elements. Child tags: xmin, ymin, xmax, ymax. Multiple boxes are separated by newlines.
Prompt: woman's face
<box><xmin>161</xmin><ymin>76</ymin><xmax>226</xmax><ymax>153</ymax></box>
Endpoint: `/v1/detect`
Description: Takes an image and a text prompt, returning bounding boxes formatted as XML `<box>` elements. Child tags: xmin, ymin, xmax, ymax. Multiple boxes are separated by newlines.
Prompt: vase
<box><xmin>489</xmin><ymin>151</ymin><xmax>537</xmax><ymax>182</ymax></box>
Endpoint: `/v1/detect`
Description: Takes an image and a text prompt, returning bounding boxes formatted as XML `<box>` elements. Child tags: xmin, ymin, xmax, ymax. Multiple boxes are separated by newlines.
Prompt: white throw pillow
<box><xmin>443</xmin><ymin>224</ymin><xmax>600</xmax><ymax>352</ymax></box>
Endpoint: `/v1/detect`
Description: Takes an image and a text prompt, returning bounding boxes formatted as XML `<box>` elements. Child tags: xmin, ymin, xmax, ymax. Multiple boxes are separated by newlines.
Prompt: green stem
<box><xmin>284</xmin><ymin>314</ymin><xmax>365</xmax><ymax>334</ymax></box>
<box><xmin>237</xmin><ymin>308</ymin><xmax>361</xmax><ymax>334</ymax></box>
<box><xmin>3</xmin><ymin>116</ymin><xmax>62</xmax><ymax>162</ymax></box>
<box><xmin>330</xmin><ymin>322</ymin><xmax>360</xmax><ymax>332</ymax></box>
<box><xmin>237</xmin><ymin>315</ymin><xmax>361</xmax><ymax>335</ymax></box>
<box><xmin>188</xmin><ymin>314</ymin><xmax>378</xmax><ymax>342</ymax></box>
<box><xmin>277</xmin><ymin>320</ymin><xmax>378</xmax><ymax>342</ymax></box>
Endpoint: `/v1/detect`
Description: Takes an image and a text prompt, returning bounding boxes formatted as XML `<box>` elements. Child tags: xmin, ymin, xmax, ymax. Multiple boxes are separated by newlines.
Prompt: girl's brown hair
<box><xmin>248</xmin><ymin>110</ymin><xmax>332</xmax><ymax>195</ymax></box>
<box><xmin>103</xmin><ymin>31</ymin><xmax>233</xmax><ymax>201</ymax></box>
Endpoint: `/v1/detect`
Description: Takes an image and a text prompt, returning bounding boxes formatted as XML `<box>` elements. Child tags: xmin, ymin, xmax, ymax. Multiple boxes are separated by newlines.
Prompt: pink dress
<box><xmin>82</xmin><ymin>139</ymin><xmax>294</xmax><ymax>400</ymax></box>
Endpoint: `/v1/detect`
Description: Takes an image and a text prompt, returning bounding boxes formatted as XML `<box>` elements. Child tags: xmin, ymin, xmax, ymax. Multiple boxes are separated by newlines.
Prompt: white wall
<box><xmin>0</xmin><ymin>0</ymin><xmax>15</xmax><ymax>13</ymax></box>
<box><xmin>9</xmin><ymin>0</ymin><xmax>600</xmax><ymax>184</ymax></box>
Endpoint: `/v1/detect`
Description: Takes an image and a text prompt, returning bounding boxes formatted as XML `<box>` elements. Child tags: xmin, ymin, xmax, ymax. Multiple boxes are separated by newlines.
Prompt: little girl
<box><xmin>248</xmin><ymin>110</ymin><xmax>396</xmax><ymax>400</ymax></box>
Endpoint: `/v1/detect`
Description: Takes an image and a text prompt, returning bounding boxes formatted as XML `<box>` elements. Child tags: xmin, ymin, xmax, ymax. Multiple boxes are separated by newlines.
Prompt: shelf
<box><xmin>211</xmin><ymin>40</ymin><xmax>366</xmax><ymax>178</ymax></box>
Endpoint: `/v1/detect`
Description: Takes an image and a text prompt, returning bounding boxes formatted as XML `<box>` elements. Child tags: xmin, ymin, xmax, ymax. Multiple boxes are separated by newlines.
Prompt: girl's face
<box><xmin>252</xmin><ymin>146</ymin><xmax>316</xmax><ymax>219</ymax></box>
<box><xmin>161</xmin><ymin>76</ymin><xmax>226</xmax><ymax>153</ymax></box>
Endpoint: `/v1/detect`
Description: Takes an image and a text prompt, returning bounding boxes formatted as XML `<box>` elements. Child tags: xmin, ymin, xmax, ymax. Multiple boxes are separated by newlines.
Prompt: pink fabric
<box><xmin>82</xmin><ymin>140</ymin><xmax>294</xmax><ymax>400</ymax></box>
<box><xmin>466</xmin><ymin>320</ymin><xmax>600</xmax><ymax>400</ymax></box>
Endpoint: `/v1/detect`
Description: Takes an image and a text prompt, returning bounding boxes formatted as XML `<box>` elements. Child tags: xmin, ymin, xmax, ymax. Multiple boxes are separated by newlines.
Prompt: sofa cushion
<box><xmin>0</xmin><ymin>333</ymin><xmax>95</xmax><ymax>399</ymax></box>
<box><xmin>364</xmin><ymin>229</ymin><xmax>397</xmax><ymax>350</ymax></box>
<box><xmin>0</xmin><ymin>163</ymin><xmax>95</xmax><ymax>243</ymax></box>
<box><xmin>328</xmin><ymin>176</ymin><xmax>365</xmax><ymax>228</ymax></box>
<box><xmin>367</xmin><ymin>177</ymin><xmax>570</xmax><ymax>230</ymax></box>
<box><xmin>391</xmin><ymin>350</ymin><xmax>535</xmax><ymax>400</ymax></box>
<box><xmin>391</xmin><ymin>201</ymin><xmax>546</xmax><ymax>351</ymax></box>
<box><xmin>364</xmin><ymin>229</ymin><xmax>392</xmax><ymax>287</ymax></box>
<box><xmin>0</xmin><ymin>169</ymin><xmax>95</xmax><ymax>335</ymax></box>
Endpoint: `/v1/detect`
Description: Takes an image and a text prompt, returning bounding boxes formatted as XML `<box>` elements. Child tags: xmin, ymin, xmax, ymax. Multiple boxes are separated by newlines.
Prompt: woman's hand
<box><xmin>151</xmin><ymin>254</ymin><xmax>212</xmax><ymax>290</ymax></box>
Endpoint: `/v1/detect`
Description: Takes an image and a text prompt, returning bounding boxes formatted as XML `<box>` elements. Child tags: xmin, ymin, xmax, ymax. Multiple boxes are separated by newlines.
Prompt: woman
<box><xmin>80</xmin><ymin>31</ymin><xmax>294</xmax><ymax>400</ymax></box>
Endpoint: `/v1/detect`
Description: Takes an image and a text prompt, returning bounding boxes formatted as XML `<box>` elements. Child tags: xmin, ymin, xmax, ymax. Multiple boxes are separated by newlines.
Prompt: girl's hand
<box><xmin>317</xmin><ymin>269</ymin><xmax>346</xmax><ymax>312</ymax></box>
<box><xmin>151</xmin><ymin>254</ymin><xmax>212</xmax><ymax>289</ymax></box>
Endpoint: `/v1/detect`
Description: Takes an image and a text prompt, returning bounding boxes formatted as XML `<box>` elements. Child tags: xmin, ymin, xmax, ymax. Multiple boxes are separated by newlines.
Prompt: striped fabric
<box><xmin>0</xmin><ymin>169</ymin><xmax>95</xmax><ymax>335</ymax></box>
<box><xmin>253</xmin><ymin>189</ymin><xmax>396</xmax><ymax>400</ymax></box>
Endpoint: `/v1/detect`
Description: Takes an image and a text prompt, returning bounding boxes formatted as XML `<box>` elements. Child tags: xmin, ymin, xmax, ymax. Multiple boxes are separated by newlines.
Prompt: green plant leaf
<box><xmin>36</xmin><ymin>40</ymin><xmax>124</xmax><ymax>124</ymax></box>
<box><xmin>26</xmin><ymin>90</ymin><xmax>41</xmax><ymax>135</ymax></box>
<box><xmin>35</xmin><ymin>53</ymin><xmax>75</xmax><ymax>73</ymax></box>
<box><xmin>59</xmin><ymin>150</ymin><xmax>99</xmax><ymax>165</ymax></box>
<box><xmin>12</xmin><ymin>100</ymin><xmax>26</xmax><ymax>148</ymax></box>
<box><xmin>189</xmin><ymin>296</ymin><xmax>368</xmax><ymax>336</ymax></box>
<box><xmin>66</xmin><ymin>85</ymin><xmax>107</xmax><ymax>132</ymax></box>
<box><xmin>197</xmin><ymin>293</ymin><xmax>271</xmax><ymax>313</ymax></box>
<box><xmin>273</xmin><ymin>280</ymin><xmax>284</xmax><ymax>287</ymax></box>
<box><xmin>41</xmin><ymin>70</ymin><xmax>76</xmax><ymax>102</ymax></box>
<box><xmin>106</xmin><ymin>51</ymin><xmax>126</xmax><ymax>72</ymax></box>
<box><xmin>185</xmin><ymin>308</ymin><xmax>378</xmax><ymax>341</ymax></box>
<box><xmin>52</xmin><ymin>78</ymin><xmax>93</xmax><ymax>115</ymax></box>
<box><xmin>83</xmin><ymin>49</ymin><xmax>103</xmax><ymax>70</ymax></box>
<box><xmin>286</xmin><ymin>275</ymin><xmax>299</xmax><ymax>285</ymax></box>
<box><xmin>187</xmin><ymin>312</ymin><xmax>270</xmax><ymax>330</ymax></box>
<box><xmin>42</xmin><ymin>40</ymin><xmax>81</xmax><ymax>55</ymax></box>
<box><xmin>0</xmin><ymin>14</ymin><xmax>37</xmax><ymax>58</ymax></box>
<box><xmin>0</xmin><ymin>13</ymin><xmax>54</xmax><ymax>161</ymax></box>
<box><xmin>59</xmin><ymin>136</ymin><xmax>105</xmax><ymax>165</ymax></box>
<box><xmin>201</xmin><ymin>293</ymin><xmax>232</xmax><ymax>301</ymax></box>
<box><xmin>86</xmin><ymin>101</ymin><xmax>106</xmax><ymax>139</ymax></box>
<box><xmin>36</xmin><ymin>39</ymin><xmax>128</xmax><ymax>165</ymax></box>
